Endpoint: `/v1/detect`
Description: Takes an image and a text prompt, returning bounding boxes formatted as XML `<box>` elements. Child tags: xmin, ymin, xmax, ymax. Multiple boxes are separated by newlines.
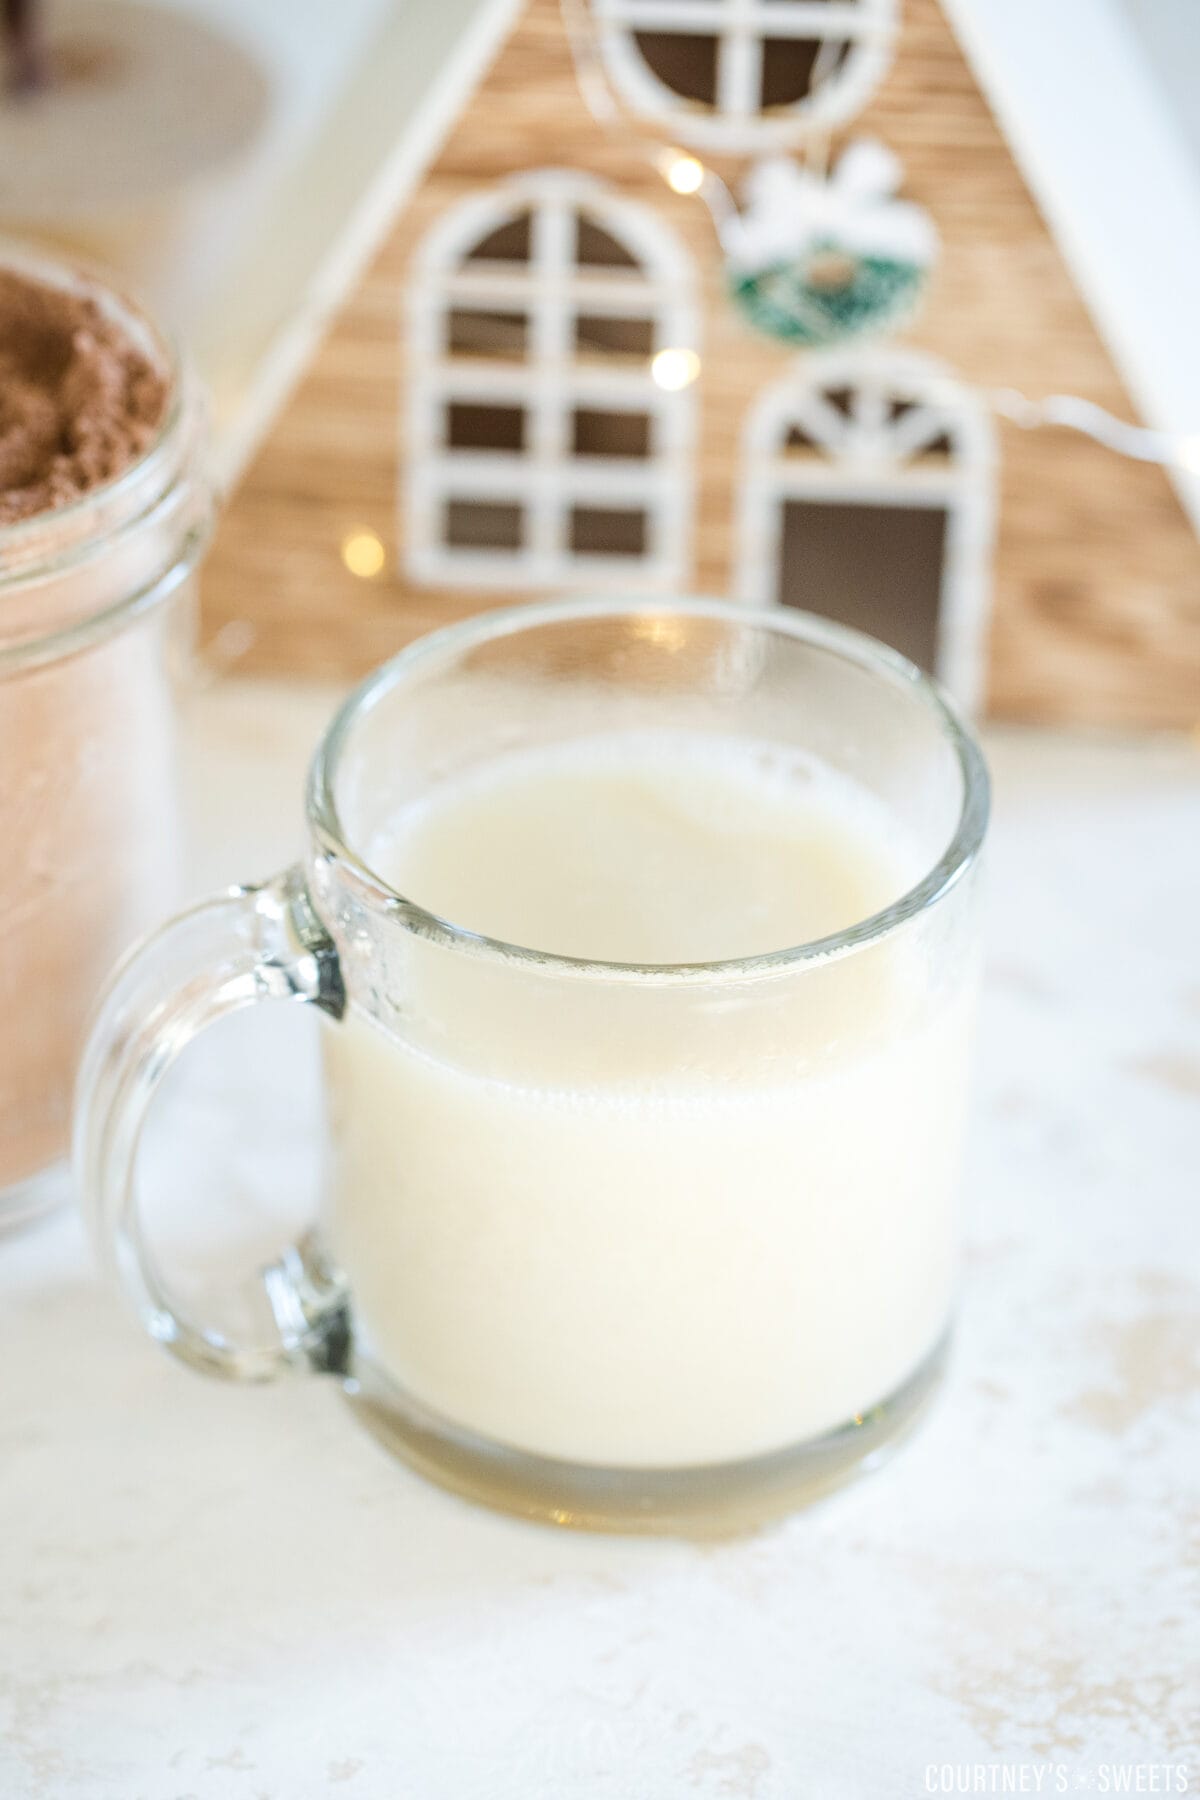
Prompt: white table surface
<box><xmin>2</xmin><ymin>680</ymin><xmax>1198</xmax><ymax>1799</ymax></box>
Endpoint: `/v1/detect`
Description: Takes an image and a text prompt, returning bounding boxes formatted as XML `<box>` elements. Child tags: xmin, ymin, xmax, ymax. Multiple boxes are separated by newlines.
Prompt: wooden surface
<box><xmin>201</xmin><ymin>0</ymin><xmax>1200</xmax><ymax>728</ymax></box>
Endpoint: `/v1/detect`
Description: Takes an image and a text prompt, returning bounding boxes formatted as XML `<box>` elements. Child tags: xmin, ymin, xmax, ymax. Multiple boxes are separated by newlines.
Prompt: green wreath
<box><xmin>729</xmin><ymin>243</ymin><xmax>928</xmax><ymax>349</ymax></box>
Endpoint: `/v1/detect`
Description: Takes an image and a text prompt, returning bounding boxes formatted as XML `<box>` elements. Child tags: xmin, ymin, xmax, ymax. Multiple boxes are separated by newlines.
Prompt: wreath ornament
<box><xmin>724</xmin><ymin>140</ymin><xmax>938</xmax><ymax>348</ymax></box>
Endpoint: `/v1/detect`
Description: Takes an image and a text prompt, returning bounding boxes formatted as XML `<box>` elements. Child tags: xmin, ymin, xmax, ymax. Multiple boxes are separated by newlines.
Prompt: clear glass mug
<box><xmin>75</xmin><ymin>599</ymin><xmax>988</xmax><ymax>1533</ymax></box>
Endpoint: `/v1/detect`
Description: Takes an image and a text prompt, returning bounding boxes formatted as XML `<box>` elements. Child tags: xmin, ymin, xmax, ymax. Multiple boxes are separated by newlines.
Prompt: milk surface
<box><xmin>323</xmin><ymin>733</ymin><xmax>971</xmax><ymax>1467</ymax></box>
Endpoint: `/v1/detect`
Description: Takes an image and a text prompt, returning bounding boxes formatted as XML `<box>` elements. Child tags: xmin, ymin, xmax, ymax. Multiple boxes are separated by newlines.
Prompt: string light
<box><xmin>651</xmin><ymin>347</ymin><xmax>701</xmax><ymax>391</ymax></box>
<box><xmin>992</xmin><ymin>390</ymin><xmax>1200</xmax><ymax>473</ymax></box>
<box><xmin>191</xmin><ymin>0</ymin><xmax>1198</xmax><ymax>707</ymax></box>
<box><xmin>341</xmin><ymin>530</ymin><xmax>387</xmax><ymax>579</ymax></box>
<box><xmin>662</xmin><ymin>151</ymin><xmax>705</xmax><ymax>196</ymax></box>
<box><xmin>556</xmin><ymin>0</ymin><xmax>1199</xmax><ymax>473</ymax></box>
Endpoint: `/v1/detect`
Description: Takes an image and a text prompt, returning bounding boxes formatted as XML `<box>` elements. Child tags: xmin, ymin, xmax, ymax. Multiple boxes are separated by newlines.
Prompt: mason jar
<box><xmin>0</xmin><ymin>243</ymin><xmax>211</xmax><ymax>1225</ymax></box>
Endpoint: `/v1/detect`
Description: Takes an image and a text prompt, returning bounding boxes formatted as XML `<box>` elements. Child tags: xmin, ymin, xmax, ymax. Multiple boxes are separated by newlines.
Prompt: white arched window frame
<box><xmin>592</xmin><ymin>0</ymin><xmax>896</xmax><ymax>153</ymax></box>
<box><xmin>735</xmin><ymin>349</ymin><xmax>997</xmax><ymax>712</ymax></box>
<box><xmin>406</xmin><ymin>169</ymin><xmax>699</xmax><ymax>590</ymax></box>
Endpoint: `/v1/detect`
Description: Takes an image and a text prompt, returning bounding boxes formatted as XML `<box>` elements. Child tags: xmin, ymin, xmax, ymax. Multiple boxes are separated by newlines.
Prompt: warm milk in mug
<box><xmin>324</xmin><ymin>733</ymin><xmax>972</xmax><ymax>1467</ymax></box>
<box><xmin>77</xmin><ymin>601</ymin><xmax>988</xmax><ymax>1531</ymax></box>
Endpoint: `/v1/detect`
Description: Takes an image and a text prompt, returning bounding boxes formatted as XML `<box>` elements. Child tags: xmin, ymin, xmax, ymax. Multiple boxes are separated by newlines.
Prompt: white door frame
<box><xmin>735</xmin><ymin>348</ymin><xmax>997</xmax><ymax>712</ymax></box>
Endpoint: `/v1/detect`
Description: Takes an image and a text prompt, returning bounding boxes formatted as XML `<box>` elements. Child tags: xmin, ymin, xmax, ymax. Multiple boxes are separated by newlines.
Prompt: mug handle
<box><xmin>74</xmin><ymin>865</ymin><xmax>351</xmax><ymax>1381</ymax></box>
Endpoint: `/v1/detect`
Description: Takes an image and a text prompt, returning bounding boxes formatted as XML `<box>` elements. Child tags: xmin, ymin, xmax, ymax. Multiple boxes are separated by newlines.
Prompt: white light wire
<box><xmin>556</xmin><ymin>0</ymin><xmax>1200</xmax><ymax>473</ymax></box>
<box><xmin>991</xmin><ymin>389</ymin><xmax>1200</xmax><ymax>473</ymax></box>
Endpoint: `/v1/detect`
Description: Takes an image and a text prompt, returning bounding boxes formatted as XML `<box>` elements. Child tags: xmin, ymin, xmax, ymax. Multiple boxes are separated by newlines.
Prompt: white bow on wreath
<box><xmin>723</xmin><ymin>139</ymin><xmax>939</xmax><ymax>347</ymax></box>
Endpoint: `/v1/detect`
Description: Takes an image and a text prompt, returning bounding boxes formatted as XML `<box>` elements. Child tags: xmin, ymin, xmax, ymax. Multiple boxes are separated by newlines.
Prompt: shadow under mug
<box><xmin>75</xmin><ymin>598</ymin><xmax>988</xmax><ymax>1534</ymax></box>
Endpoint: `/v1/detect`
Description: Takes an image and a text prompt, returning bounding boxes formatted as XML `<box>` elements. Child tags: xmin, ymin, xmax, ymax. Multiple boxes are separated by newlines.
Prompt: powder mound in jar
<box><xmin>0</xmin><ymin>267</ymin><xmax>170</xmax><ymax>526</ymax></box>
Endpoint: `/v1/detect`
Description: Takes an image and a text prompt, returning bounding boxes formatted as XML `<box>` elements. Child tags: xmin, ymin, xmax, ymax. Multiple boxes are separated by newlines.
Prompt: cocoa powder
<box><xmin>0</xmin><ymin>266</ymin><xmax>168</xmax><ymax>526</ymax></box>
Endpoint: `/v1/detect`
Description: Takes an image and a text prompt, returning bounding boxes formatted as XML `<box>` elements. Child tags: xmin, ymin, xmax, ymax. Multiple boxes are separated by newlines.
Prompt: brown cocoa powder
<box><xmin>0</xmin><ymin>266</ymin><xmax>168</xmax><ymax>526</ymax></box>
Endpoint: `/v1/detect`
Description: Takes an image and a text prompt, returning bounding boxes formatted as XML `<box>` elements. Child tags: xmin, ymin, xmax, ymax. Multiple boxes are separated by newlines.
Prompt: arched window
<box><xmin>405</xmin><ymin>170</ymin><xmax>699</xmax><ymax>590</ymax></box>
<box><xmin>592</xmin><ymin>0</ymin><xmax>897</xmax><ymax>153</ymax></box>
<box><xmin>736</xmin><ymin>350</ymin><xmax>996</xmax><ymax>710</ymax></box>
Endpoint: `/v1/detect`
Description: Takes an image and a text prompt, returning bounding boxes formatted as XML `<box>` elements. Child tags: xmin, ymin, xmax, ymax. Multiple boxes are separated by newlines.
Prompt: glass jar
<box><xmin>0</xmin><ymin>243</ymin><xmax>210</xmax><ymax>1225</ymax></box>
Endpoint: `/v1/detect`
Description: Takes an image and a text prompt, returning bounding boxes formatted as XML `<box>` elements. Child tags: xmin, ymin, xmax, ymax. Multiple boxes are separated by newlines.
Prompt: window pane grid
<box><xmin>595</xmin><ymin>0</ymin><xmax>879</xmax><ymax>40</ymax></box>
<box><xmin>526</xmin><ymin>198</ymin><xmax>575</xmax><ymax>560</ymax></box>
<box><xmin>420</xmin><ymin>458</ymin><xmax>680</xmax><ymax>502</ymax></box>
<box><xmin>770</xmin><ymin>380</ymin><xmax>963</xmax><ymax>467</ymax></box>
<box><xmin>430</xmin><ymin>366</ymin><xmax>674</xmax><ymax>405</ymax></box>
<box><xmin>438</xmin><ymin>270</ymin><xmax>682</xmax><ymax>311</ymax></box>
<box><xmin>716</xmin><ymin>29</ymin><xmax>763</xmax><ymax>117</ymax></box>
<box><xmin>408</xmin><ymin>175</ymin><xmax>696</xmax><ymax>586</ymax></box>
<box><xmin>594</xmin><ymin>0</ymin><xmax>895</xmax><ymax>147</ymax></box>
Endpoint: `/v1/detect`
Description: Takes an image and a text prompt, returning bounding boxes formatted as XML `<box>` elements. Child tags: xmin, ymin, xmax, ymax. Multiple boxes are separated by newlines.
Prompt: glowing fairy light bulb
<box><xmin>341</xmin><ymin>530</ymin><xmax>387</xmax><ymax>579</ymax></box>
<box><xmin>664</xmin><ymin>152</ymin><xmax>705</xmax><ymax>196</ymax></box>
<box><xmin>651</xmin><ymin>347</ymin><xmax>700</xmax><ymax>391</ymax></box>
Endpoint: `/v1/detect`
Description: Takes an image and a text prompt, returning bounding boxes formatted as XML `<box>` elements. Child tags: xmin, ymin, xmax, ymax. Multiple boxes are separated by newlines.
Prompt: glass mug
<box><xmin>76</xmin><ymin>598</ymin><xmax>988</xmax><ymax>1533</ymax></box>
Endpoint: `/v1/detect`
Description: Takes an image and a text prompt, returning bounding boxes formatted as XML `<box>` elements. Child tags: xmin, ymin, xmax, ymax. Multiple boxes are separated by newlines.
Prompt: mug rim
<box><xmin>307</xmin><ymin>596</ymin><xmax>990</xmax><ymax>985</ymax></box>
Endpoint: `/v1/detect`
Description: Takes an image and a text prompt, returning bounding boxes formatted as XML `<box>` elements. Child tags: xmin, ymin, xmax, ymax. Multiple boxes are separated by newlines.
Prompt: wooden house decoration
<box><xmin>202</xmin><ymin>0</ymin><xmax>1200</xmax><ymax>728</ymax></box>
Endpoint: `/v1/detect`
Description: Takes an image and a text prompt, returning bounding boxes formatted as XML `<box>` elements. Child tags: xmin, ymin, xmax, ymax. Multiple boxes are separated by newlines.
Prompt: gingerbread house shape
<box><xmin>203</xmin><ymin>0</ymin><xmax>1200</xmax><ymax>727</ymax></box>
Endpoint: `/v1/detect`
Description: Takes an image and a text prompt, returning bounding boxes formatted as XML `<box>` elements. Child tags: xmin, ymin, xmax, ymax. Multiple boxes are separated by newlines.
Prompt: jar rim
<box><xmin>308</xmin><ymin>596</ymin><xmax>991</xmax><ymax>987</ymax></box>
<box><xmin>0</xmin><ymin>241</ymin><xmax>205</xmax><ymax>667</ymax></box>
<box><xmin>0</xmin><ymin>241</ymin><xmax>187</xmax><ymax>571</ymax></box>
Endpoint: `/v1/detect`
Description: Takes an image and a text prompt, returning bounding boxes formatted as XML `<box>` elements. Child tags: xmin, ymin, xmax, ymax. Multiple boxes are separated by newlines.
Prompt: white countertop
<box><xmin>2</xmin><ymin>681</ymin><xmax>1198</xmax><ymax>1798</ymax></box>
